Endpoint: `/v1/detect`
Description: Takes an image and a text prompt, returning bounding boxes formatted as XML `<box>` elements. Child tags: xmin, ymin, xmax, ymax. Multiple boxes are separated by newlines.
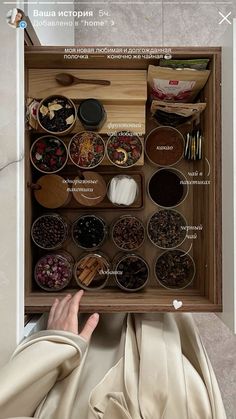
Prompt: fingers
<box><xmin>47</xmin><ymin>290</ymin><xmax>99</xmax><ymax>339</ymax></box>
<box><xmin>79</xmin><ymin>313</ymin><xmax>99</xmax><ymax>342</ymax></box>
<box><xmin>68</xmin><ymin>290</ymin><xmax>84</xmax><ymax>318</ymax></box>
<box><xmin>53</xmin><ymin>294</ymin><xmax>72</xmax><ymax>321</ymax></box>
<box><xmin>47</xmin><ymin>297</ymin><xmax>59</xmax><ymax>328</ymax></box>
<box><xmin>47</xmin><ymin>291</ymin><xmax>83</xmax><ymax>329</ymax></box>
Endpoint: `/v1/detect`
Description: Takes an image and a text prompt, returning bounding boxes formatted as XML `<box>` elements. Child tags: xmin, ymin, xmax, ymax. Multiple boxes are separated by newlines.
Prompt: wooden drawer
<box><xmin>24</xmin><ymin>47</ymin><xmax>222</xmax><ymax>313</ymax></box>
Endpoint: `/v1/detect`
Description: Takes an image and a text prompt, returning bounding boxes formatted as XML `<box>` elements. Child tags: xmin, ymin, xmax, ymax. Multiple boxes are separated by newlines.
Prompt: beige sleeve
<box><xmin>0</xmin><ymin>330</ymin><xmax>88</xmax><ymax>419</ymax></box>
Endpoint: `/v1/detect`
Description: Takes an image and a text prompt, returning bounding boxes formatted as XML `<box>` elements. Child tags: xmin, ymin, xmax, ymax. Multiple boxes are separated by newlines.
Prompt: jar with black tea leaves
<box><xmin>114</xmin><ymin>253</ymin><xmax>149</xmax><ymax>292</ymax></box>
<box><xmin>155</xmin><ymin>250</ymin><xmax>195</xmax><ymax>290</ymax></box>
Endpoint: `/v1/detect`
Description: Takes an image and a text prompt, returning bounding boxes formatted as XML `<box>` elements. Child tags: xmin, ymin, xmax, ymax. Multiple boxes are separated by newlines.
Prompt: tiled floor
<box><xmin>162</xmin><ymin>3</ymin><xmax>234</xmax><ymax>45</ymax></box>
<box><xmin>74</xmin><ymin>1</ymin><xmax>236</xmax><ymax>46</ymax></box>
<box><xmin>194</xmin><ymin>314</ymin><xmax>236</xmax><ymax>419</ymax></box>
<box><xmin>75</xmin><ymin>3</ymin><xmax>163</xmax><ymax>46</ymax></box>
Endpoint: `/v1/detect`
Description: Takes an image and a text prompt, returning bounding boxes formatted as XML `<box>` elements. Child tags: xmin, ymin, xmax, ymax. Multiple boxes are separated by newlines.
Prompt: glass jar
<box><xmin>148</xmin><ymin>168</ymin><xmax>188</xmax><ymax>209</ymax></box>
<box><xmin>74</xmin><ymin>252</ymin><xmax>110</xmax><ymax>291</ymax></box>
<box><xmin>34</xmin><ymin>250</ymin><xmax>74</xmax><ymax>291</ymax></box>
<box><xmin>106</xmin><ymin>131</ymin><xmax>143</xmax><ymax>168</ymax></box>
<box><xmin>31</xmin><ymin>213</ymin><xmax>69</xmax><ymax>250</ymax></box>
<box><xmin>145</xmin><ymin>126</ymin><xmax>184</xmax><ymax>167</ymax></box>
<box><xmin>147</xmin><ymin>209</ymin><xmax>187</xmax><ymax>250</ymax></box>
<box><xmin>37</xmin><ymin>95</ymin><xmax>76</xmax><ymax>135</ymax></box>
<box><xmin>72</xmin><ymin>215</ymin><xmax>107</xmax><ymax>250</ymax></box>
<box><xmin>113</xmin><ymin>253</ymin><xmax>149</xmax><ymax>292</ymax></box>
<box><xmin>30</xmin><ymin>136</ymin><xmax>68</xmax><ymax>174</ymax></box>
<box><xmin>111</xmin><ymin>215</ymin><xmax>145</xmax><ymax>251</ymax></box>
<box><xmin>155</xmin><ymin>249</ymin><xmax>196</xmax><ymax>290</ymax></box>
<box><xmin>68</xmin><ymin>131</ymin><xmax>105</xmax><ymax>169</ymax></box>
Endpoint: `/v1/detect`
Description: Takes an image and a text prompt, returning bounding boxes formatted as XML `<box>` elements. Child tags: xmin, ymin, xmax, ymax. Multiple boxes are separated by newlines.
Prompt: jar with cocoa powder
<box><xmin>145</xmin><ymin>126</ymin><xmax>184</xmax><ymax>167</ymax></box>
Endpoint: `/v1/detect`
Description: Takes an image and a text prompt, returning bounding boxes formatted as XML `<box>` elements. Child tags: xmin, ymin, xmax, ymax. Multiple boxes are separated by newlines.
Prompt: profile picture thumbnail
<box><xmin>6</xmin><ymin>8</ymin><xmax>25</xmax><ymax>28</ymax></box>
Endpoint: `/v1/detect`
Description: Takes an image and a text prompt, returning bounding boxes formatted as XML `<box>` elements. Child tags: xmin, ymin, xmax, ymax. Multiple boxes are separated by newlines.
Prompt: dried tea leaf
<box><xmin>48</xmin><ymin>104</ymin><xmax>63</xmax><ymax>111</ymax></box>
<box><xmin>66</xmin><ymin>114</ymin><xmax>75</xmax><ymax>125</ymax></box>
<box><xmin>35</xmin><ymin>153</ymin><xmax>42</xmax><ymax>161</ymax></box>
<box><xmin>40</xmin><ymin>105</ymin><xmax>49</xmax><ymax>116</ymax></box>
<box><xmin>48</xmin><ymin>100</ymin><xmax>58</xmax><ymax>105</ymax></box>
<box><xmin>49</xmin><ymin>110</ymin><xmax>55</xmax><ymax>120</ymax></box>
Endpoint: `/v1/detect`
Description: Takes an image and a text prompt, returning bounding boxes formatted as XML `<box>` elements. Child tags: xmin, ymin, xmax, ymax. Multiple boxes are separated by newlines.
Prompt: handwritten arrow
<box><xmin>180</xmin><ymin>243</ymin><xmax>193</xmax><ymax>257</ymax></box>
<box><xmin>205</xmin><ymin>157</ymin><xmax>211</xmax><ymax>177</ymax></box>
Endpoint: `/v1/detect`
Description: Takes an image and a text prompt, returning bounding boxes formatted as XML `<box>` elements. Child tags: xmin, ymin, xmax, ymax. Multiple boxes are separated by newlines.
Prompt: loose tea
<box><xmin>38</xmin><ymin>96</ymin><xmax>75</xmax><ymax>133</ymax></box>
<box><xmin>151</xmin><ymin>102</ymin><xmax>206</xmax><ymax>127</ymax></box>
<box><xmin>31</xmin><ymin>214</ymin><xmax>68</xmax><ymax>249</ymax></box>
<box><xmin>72</xmin><ymin>215</ymin><xmax>107</xmax><ymax>249</ymax></box>
<box><xmin>30</xmin><ymin>136</ymin><xmax>67</xmax><ymax>173</ymax></box>
<box><xmin>106</xmin><ymin>131</ymin><xmax>142</xmax><ymax>167</ymax></box>
<box><xmin>116</xmin><ymin>255</ymin><xmax>149</xmax><ymax>291</ymax></box>
<box><xmin>35</xmin><ymin>253</ymin><xmax>73</xmax><ymax>291</ymax></box>
<box><xmin>69</xmin><ymin>132</ymin><xmax>105</xmax><ymax>168</ymax></box>
<box><xmin>112</xmin><ymin>216</ymin><xmax>145</xmax><ymax>250</ymax></box>
<box><xmin>155</xmin><ymin>250</ymin><xmax>195</xmax><ymax>289</ymax></box>
<box><xmin>151</xmin><ymin>101</ymin><xmax>207</xmax><ymax>118</ymax></box>
<box><xmin>145</xmin><ymin>126</ymin><xmax>184</xmax><ymax>166</ymax></box>
<box><xmin>148</xmin><ymin>169</ymin><xmax>186</xmax><ymax>207</ymax></box>
<box><xmin>148</xmin><ymin>210</ymin><xmax>187</xmax><ymax>249</ymax></box>
<box><xmin>74</xmin><ymin>254</ymin><xmax>109</xmax><ymax>288</ymax></box>
<box><xmin>153</xmin><ymin>109</ymin><xmax>187</xmax><ymax>127</ymax></box>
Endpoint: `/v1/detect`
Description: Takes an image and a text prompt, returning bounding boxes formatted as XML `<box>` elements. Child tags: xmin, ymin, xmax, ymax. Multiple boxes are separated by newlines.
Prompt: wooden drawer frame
<box><xmin>24</xmin><ymin>46</ymin><xmax>222</xmax><ymax>313</ymax></box>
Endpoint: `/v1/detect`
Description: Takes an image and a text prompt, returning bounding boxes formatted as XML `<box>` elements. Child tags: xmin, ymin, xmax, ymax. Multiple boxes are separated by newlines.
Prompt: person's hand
<box><xmin>47</xmin><ymin>290</ymin><xmax>99</xmax><ymax>342</ymax></box>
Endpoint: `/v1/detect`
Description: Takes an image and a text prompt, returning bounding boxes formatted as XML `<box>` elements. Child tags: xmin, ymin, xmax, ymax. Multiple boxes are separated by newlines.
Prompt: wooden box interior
<box><xmin>24</xmin><ymin>47</ymin><xmax>222</xmax><ymax>313</ymax></box>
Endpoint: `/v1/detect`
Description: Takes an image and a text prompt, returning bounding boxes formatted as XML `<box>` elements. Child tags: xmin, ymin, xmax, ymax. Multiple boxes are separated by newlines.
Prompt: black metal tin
<box><xmin>78</xmin><ymin>98</ymin><xmax>107</xmax><ymax>131</ymax></box>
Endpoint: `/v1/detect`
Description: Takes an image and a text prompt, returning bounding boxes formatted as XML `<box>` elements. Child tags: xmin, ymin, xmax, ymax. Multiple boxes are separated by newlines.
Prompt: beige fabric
<box><xmin>0</xmin><ymin>314</ymin><xmax>226</xmax><ymax>419</ymax></box>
